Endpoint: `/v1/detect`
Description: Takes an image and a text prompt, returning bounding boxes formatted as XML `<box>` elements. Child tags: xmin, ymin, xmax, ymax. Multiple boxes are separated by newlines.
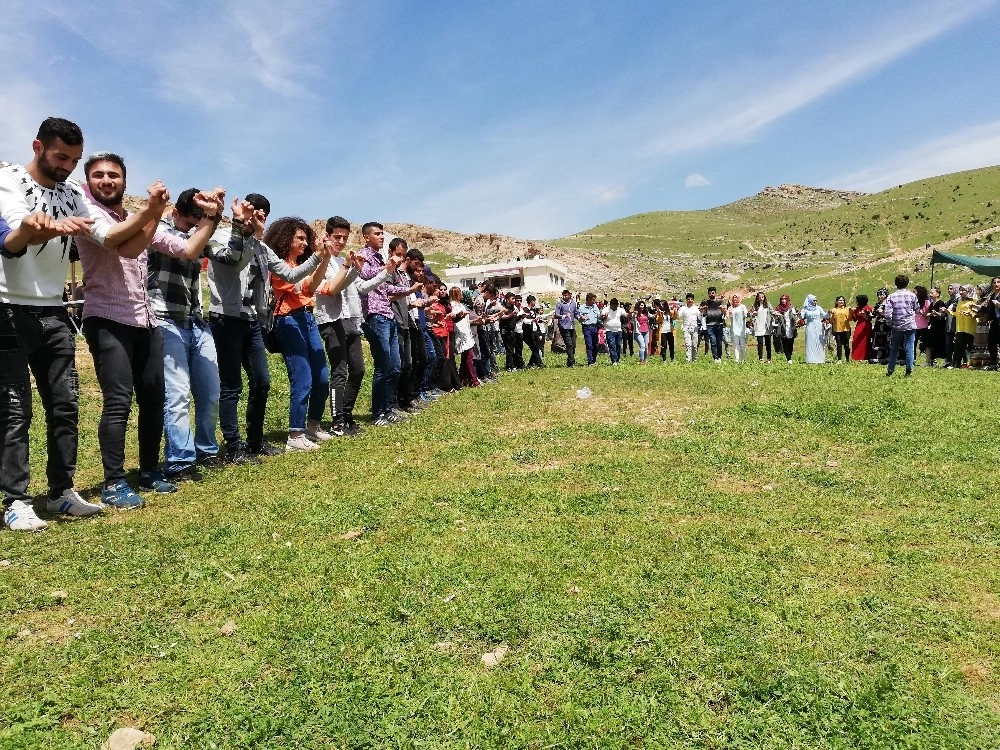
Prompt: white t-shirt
<box><xmin>0</xmin><ymin>165</ymin><xmax>113</xmax><ymax>305</ymax></box>
<box><xmin>602</xmin><ymin>307</ymin><xmax>627</xmax><ymax>332</ymax></box>
<box><xmin>677</xmin><ymin>304</ymin><xmax>702</xmax><ymax>332</ymax></box>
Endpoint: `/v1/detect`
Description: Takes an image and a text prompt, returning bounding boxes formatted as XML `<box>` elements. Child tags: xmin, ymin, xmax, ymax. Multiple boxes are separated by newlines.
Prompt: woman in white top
<box><xmin>727</xmin><ymin>293</ymin><xmax>749</xmax><ymax>362</ymax></box>
<box><xmin>749</xmin><ymin>292</ymin><xmax>772</xmax><ymax>363</ymax></box>
<box><xmin>449</xmin><ymin>287</ymin><xmax>480</xmax><ymax>386</ymax></box>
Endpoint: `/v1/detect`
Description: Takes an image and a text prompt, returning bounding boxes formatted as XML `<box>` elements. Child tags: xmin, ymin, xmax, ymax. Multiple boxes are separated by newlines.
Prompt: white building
<box><xmin>443</xmin><ymin>257</ymin><xmax>571</xmax><ymax>294</ymax></box>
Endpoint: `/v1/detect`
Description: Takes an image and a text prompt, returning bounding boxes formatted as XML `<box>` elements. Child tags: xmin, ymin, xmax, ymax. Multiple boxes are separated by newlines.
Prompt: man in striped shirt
<box><xmin>884</xmin><ymin>274</ymin><xmax>919</xmax><ymax>377</ymax></box>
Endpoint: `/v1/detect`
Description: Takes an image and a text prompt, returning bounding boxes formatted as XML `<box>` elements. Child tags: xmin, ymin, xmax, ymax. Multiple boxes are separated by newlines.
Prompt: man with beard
<box><xmin>0</xmin><ymin>117</ymin><xmax>164</xmax><ymax>531</ymax></box>
<box><xmin>76</xmin><ymin>152</ymin><xmax>222</xmax><ymax>508</ymax></box>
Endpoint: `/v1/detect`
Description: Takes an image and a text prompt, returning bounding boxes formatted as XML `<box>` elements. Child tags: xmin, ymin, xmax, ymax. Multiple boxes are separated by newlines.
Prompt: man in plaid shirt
<box><xmin>884</xmin><ymin>273</ymin><xmax>920</xmax><ymax>377</ymax></box>
<box><xmin>148</xmin><ymin>187</ymin><xmax>226</xmax><ymax>480</ymax></box>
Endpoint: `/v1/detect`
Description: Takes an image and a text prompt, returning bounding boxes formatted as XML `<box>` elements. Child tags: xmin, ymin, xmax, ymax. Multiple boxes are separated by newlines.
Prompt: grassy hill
<box><xmin>552</xmin><ymin>166</ymin><xmax>1000</xmax><ymax>301</ymax></box>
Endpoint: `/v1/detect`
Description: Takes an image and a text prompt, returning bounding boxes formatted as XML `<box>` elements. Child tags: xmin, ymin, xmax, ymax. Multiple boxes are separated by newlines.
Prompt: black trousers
<box><xmin>83</xmin><ymin>317</ymin><xmax>165</xmax><ymax>483</ymax></box>
<box><xmin>834</xmin><ymin>331</ymin><xmax>850</xmax><ymax>361</ymax></box>
<box><xmin>210</xmin><ymin>315</ymin><xmax>270</xmax><ymax>453</ymax></box>
<box><xmin>756</xmin><ymin>335</ymin><xmax>772</xmax><ymax>360</ymax></box>
<box><xmin>523</xmin><ymin>324</ymin><xmax>544</xmax><ymax>367</ymax></box>
<box><xmin>319</xmin><ymin>320</ymin><xmax>365</xmax><ymax>425</ymax></box>
<box><xmin>433</xmin><ymin>334</ymin><xmax>461</xmax><ymax>390</ymax></box>
<box><xmin>0</xmin><ymin>305</ymin><xmax>78</xmax><ymax>506</ymax></box>
<box><xmin>660</xmin><ymin>332</ymin><xmax>674</xmax><ymax>361</ymax></box>
<box><xmin>988</xmin><ymin>321</ymin><xmax>1000</xmax><ymax>368</ymax></box>
<box><xmin>774</xmin><ymin>335</ymin><xmax>794</xmax><ymax>361</ymax></box>
<box><xmin>564</xmin><ymin>327</ymin><xmax>577</xmax><ymax>366</ymax></box>
<box><xmin>953</xmin><ymin>331</ymin><xmax>974</xmax><ymax>368</ymax></box>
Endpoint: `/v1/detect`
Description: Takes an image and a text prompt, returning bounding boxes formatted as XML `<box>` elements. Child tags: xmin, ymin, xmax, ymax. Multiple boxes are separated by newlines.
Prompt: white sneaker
<box><xmin>286</xmin><ymin>433</ymin><xmax>320</xmax><ymax>452</ymax></box>
<box><xmin>304</xmin><ymin>425</ymin><xmax>333</xmax><ymax>443</ymax></box>
<box><xmin>47</xmin><ymin>488</ymin><xmax>103</xmax><ymax>517</ymax></box>
<box><xmin>4</xmin><ymin>500</ymin><xmax>48</xmax><ymax>531</ymax></box>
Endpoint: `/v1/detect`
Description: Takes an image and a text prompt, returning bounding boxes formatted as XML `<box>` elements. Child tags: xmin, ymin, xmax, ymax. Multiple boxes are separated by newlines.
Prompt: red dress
<box><xmin>850</xmin><ymin>305</ymin><xmax>872</xmax><ymax>361</ymax></box>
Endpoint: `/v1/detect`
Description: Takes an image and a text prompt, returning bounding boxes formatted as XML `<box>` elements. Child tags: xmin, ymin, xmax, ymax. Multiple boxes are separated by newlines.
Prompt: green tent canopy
<box><xmin>930</xmin><ymin>249</ymin><xmax>1000</xmax><ymax>276</ymax></box>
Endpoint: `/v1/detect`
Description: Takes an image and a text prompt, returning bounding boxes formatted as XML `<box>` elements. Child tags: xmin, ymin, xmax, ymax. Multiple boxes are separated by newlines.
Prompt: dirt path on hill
<box><xmin>746</xmin><ymin>225</ymin><xmax>1000</xmax><ymax>294</ymax></box>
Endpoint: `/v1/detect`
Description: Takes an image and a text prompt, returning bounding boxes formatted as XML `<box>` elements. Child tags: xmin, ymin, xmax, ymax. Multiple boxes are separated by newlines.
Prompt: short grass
<box><xmin>1</xmin><ymin>345</ymin><xmax>999</xmax><ymax>748</ymax></box>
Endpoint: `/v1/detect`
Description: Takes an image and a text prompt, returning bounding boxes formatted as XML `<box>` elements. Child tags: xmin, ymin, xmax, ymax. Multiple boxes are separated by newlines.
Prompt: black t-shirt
<box><xmin>702</xmin><ymin>298</ymin><xmax>724</xmax><ymax>326</ymax></box>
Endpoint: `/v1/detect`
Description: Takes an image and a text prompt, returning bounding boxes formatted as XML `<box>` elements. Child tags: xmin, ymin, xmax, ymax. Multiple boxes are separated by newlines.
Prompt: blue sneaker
<box><xmin>138</xmin><ymin>470</ymin><xmax>178</xmax><ymax>494</ymax></box>
<box><xmin>101</xmin><ymin>481</ymin><xmax>145</xmax><ymax>510</ymax></box>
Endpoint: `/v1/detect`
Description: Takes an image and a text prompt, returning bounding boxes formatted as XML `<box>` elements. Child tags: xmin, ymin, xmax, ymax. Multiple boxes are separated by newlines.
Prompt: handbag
<box><xmin>263</xmin><ymin>291</ymin><xmax>286</xmax><ymax>354</ymax></box>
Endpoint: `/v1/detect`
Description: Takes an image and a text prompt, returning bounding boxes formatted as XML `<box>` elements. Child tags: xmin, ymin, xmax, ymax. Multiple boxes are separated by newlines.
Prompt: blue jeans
<box><xmin>362</xmin><ymin>313</ymin><xmax>400</xmax><ymax>418</ymax></box>
<box><xmin>160</xmin><ymin>318</ymin><xmax>220</xmax><ymax>472</ymax></box>
<box><xmin>887</xmin><ymin>328</ymin><xmax>916</xmax><ymax>375</ymax></box>
<box><xmin>582</xmin><ymin>324</ymin><xmax>599</xmax><ymax>364</ymax></box>
<box><xmin>635</xmin><ymin>331</ymin><xmax>649</xmax><ymax>362</ymax></box>
<box><xmin>275</xmin><ymin>309</ymin><xmax>328</xmax><ymax>430</ymax></box>
<box><xmin>421</xmin><ymin>328</ymin><xmax>438</xmax><ymax>392</ymax></box>
<box><xmin>606</xmin><ymin>330</ymin><xmax>622</xmax><ymax>363</ymax></box>
<box><xmin>705</xmin><ymin>325</ymin><xmax>723</xmax><ymax>360</ymax></box>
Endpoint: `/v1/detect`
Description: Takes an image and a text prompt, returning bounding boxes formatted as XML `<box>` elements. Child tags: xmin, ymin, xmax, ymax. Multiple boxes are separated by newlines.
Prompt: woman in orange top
<box><xmin>829</xmin><ymin>295</ymin><xmax>851</xmax><ymax>363</ymax></box>
<box><xmin>264</xmin><ymin>217</ymin><xmax>331</xmax><ymax>452</ymax></box>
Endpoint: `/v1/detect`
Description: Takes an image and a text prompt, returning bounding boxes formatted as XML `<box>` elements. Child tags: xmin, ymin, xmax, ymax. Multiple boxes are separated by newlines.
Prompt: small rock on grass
<box><xmin>0</xmin><ymin>559</ymin><xmax>11</xmax><ymax>568</ymax></box>
<box><xmin>339</xmin><ymin>529</ymin><xmax>363</xmax><ymax>540</ymax></box>
<box><xmin>481</xmin><ymin>644</ymin><xmax>508</xmax><ymax>668</ymax></box>
<box><xmin>219</xmin><ymin>620</ymin><xmax>237</xmax><ymax>637</ymax></box>
<box><xmin>50</xmin><ymin>590</ymin><xmax>68</xmax><ymax>602</ymax></box>
<box><xmin>826</xmin><ymin>460</ymin><xmax>839</xmax><ymax>468</ymax></box>
<box><xmin>101</xmin><ymin>728</ymin><xmax>156</xmax><ymax>750</ymax></box>
<box><xmin>433</xmin><ymin>641</ymin><xmax>455</xmax><ymax>652</ymax></box>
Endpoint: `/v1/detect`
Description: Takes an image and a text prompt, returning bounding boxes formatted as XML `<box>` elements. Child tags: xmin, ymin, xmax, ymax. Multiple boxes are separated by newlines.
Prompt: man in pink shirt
<box><xmin>76</xmin><ymin>152</ymin><xmax>222</xmax><ymax>509</ymax></box>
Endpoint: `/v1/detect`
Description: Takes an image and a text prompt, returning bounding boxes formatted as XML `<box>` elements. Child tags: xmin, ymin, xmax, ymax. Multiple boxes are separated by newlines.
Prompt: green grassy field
<box><xmin>2</xmin><ymin>344</ymin><xmax>998</xmax><ymax>748</ymax></box>
<box><xmin>552</xmin><ymin>166</ymin><xmax>1000</xmax><ymax>299</ymax></box>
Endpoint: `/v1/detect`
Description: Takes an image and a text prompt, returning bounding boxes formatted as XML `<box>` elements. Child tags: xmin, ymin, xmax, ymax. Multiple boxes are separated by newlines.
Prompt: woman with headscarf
<box><xmin>727</xmin><ymin>293</ymin><xmax>748</xmax><ymax>362</ymax></box>
<box><xmin>870</xmin><ymin>287</ymin><xmax>891</xmax><ymax>364</ymax></box>
<box><xmin>924</xmin><ymin>286</ymin><xmax>948</xmax><ymax>366</ymax></box>
<box><xmin>800</xmin><ymin>294</ymin><xmax>828</xmax><ymax>364</ymax></box>
<box><xmin>850</xmin><ymin>293</ymin><xmax>872</xmax><ymax>362</ymax></box>
<box><xmin>770</xmin><ymin>294</ymin><xmax>798</xmax><ymax>363</ymax></box>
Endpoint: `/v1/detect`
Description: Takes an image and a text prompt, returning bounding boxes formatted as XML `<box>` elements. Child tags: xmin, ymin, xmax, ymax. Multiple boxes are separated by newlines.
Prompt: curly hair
<box><xmin>263</xmin><ymin>217</ymin><xmax>315</xmax><ymax>262</ymax></box>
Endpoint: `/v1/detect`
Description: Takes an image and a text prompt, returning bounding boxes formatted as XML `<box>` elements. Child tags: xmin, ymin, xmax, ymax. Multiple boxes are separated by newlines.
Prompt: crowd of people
<box><xmin>1</xmin><ymin>118</ymin><xmax>995</xmax><ymax>534</ymax></box>
<box><xmin>546</xmin><ymin>278</ymin><xmax>1000</xmax><ymax>375</ymax></box>
<box><xmin>0</xmin><ymin>118</ymin><xmax>547</xmax><ymax>532</ymax></box>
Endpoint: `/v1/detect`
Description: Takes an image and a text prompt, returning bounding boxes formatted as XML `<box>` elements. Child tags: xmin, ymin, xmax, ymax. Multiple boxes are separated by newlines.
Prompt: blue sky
<box><xmin>4</xmin><ymin>0</ymin><xmax>999</xmax><ymax>239</ymax></box>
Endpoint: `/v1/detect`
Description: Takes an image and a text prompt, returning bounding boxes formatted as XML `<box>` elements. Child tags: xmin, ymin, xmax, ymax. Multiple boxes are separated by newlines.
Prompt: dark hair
<box><xmin>835</xmin><ymin>295</ymin><xmax>846</xmax><ymax>306</ymax></box>
<box><xmin>894</xmin><ymin>274</ymin><xmax>909</xmax><ymax>289</ymax></box>
<box><xmin>484</xmin><ymin>282</ymin><xmax>499</xmax><ymax>296</ymax></box>
<box><xmin>754</xmin><ymin>291</ymin><xmax>768</xmax><ymax>309</ymax></box>
<box><xmin>586</xmin><ymin>292</ymin><xmax>596</xmax><ymax>301</ymax></box>
<box><xmin>856</xmin><ymin>294</ymin><xmax>869</xmax><ymax>307</ymax></box>
<box><xmin>708</xmin><ymin>286</ymin><xmax>717</xmax><ymax>293</ymax></box>
<box><xmin>610</xmin><ymin>297</ymin><xmax>619</xmax><ymax>307</ymax></box>
<box><xmin>246</xmin><ymin>193</ymin><xmax>271</xmax><ymax>216</ymax></box>
<box><xmin>526</xmin><ymin>295</ymin><xmax>536</xmax><ymax>303</ymax></box>
<box><xmin>263</xmin><ymin>217</ymin><xmax>316</xmax><ymax>262</ymax></box>
<box><xmin>361</xmin><ymin>221</ymin><xmax>383</xmax><ymax>236</ymax></box>
<box><xmin>406</xmin><ymin>248</ymin><xmax>424</xmax><ymax>262</ymax></box>
<box><xmin>562</xmin><ymin>289</ymin><xmax>571</xmax><ymax>295</ymax></box>
<box><xmin>914</xmin><ymin>285</ymin><xmax>928</xmax><ymax>305</ymax></box>
<box><xmin>325</xmin><ymin>215</ymin><xmax>350</xmax><ymax>234</ymax></box>
<box><xmin>175</xmin><ymin>188</ymin><xmax>202</xmax><ymax>219</ymax></box>
<box><xmin>685</xmin><ymin>292</ymin><xmax>695</xmax><ymax>300</ymax></box>
<box><xmin>37</xmin><ymin>117</ymin><xmax>83</xmax><ymax>147</ymax></box>
<box><xmin>84</xmin><ymin>152</ymin><xmax>126</xmax><ymax>179</ymax></box>
<box><xmin>388</xmin><ymin>237</ymin><xmax>408</xmax><ymax>252</ymax></box>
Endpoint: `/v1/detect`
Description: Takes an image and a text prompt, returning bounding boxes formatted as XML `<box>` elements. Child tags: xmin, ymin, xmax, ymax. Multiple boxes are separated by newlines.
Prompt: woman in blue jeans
<box><xmin>264</xmin><ymin>218</ymin><xmax>332</xmax><ymax>452</ymax></box>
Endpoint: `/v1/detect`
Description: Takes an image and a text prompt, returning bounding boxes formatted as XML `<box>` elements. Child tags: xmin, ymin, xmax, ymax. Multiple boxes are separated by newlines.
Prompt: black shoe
<box><xmin>247</xmin><ymin>441</ymin><xmax>284</xmax><ymax>457</ymax></box>
<box><xmin>226</xmin><ymin>448</ymin><xmax>261</xmax><ymax>465</ymax></box>
<box><xmin>342</xmin><ymin>421</ymin><xmax>362</xmax><ymax>437</ymax></box>
<box><xmin>904</xmin><ymin>370</ymin><xmax>912</xmax><ymax>377</ymax></box>
<box><xmin>330</xmin><ymin>422</ymin><xmax>346</xmax><ymax>437</ymax></box>
<box><xmin>197</xmin><ymin>454</ymin><xmax>224</xmax><ymax>469</ymax></box>
<box><xmin>165</xmin><ymin>465</ymin><xmax>204</xmax><ymax>483</ymax></box>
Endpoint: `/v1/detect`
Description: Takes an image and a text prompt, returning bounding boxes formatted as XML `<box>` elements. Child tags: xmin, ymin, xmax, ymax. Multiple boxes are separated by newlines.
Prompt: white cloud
<box><xmin>824</xmin><ymin>120</ymin><xmax>1000</xmax><ymax>192</ymax></box>
<box><xmin>644</xmin><ymin>0</ymin><xmax>997</xmax><ymax>157</ymax></box>
<box><xmin>596</xmin><ymin>187</ymin><xmax>629</xmax><ymax>203</ymax></box>
<box><xmin>684</xmin><ymin>173</ymin><xmax>711</xmax><ymax>188</ymax></box>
